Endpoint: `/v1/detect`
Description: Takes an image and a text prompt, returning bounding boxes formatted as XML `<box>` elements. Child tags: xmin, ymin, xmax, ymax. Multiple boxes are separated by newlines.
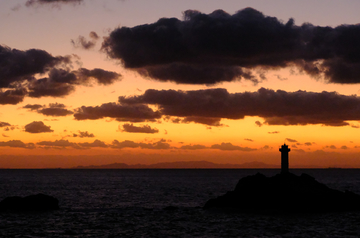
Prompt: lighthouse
<box><xmin>279</xmin><ymin>143</ymin><xmax>290</xmax><ymax>174</ymax></box>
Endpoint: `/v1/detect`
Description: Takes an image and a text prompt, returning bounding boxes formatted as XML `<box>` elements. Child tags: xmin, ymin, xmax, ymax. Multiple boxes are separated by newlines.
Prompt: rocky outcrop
<box><xmin>0</xmin><ymin>193</ymin><xmax>59</xmax><ymax>212</ymax></box>
<box><xmin>204</xmin><ymin>172</ymin><xmax>360</xmax><ymax>213</ymax></box>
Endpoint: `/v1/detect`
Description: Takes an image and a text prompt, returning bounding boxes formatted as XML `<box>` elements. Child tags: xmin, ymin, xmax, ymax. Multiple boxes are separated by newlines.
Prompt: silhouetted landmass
<box><xmin>73</xmin><ymin>161</ymin><xmax>277</xmax><ymax>169</ymax></box>
<box><xmin>0</xmin><ymin>193</ymin><xmax>59</xmax><ymax>212</ymax></box>
<box><xmin>204</xmin><ymin>172</ymin><xmax>360</xmax><ymax>213</ymax></box>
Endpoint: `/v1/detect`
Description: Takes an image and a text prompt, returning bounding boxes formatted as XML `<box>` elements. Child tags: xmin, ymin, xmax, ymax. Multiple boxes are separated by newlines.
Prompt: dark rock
<box><xmin>163</xmin><ymin>206</ymin><xmax>179</xmax><ymax>211</ymax></box>
<box><xmin>204</xmin><ymin>172</ymin><xmax>360</xmax><ymax>213</ymax></box>
<box><xmin>0</xmin><ymin>193</ymin><xmax>59</xmax><ymax>212</ymax></box>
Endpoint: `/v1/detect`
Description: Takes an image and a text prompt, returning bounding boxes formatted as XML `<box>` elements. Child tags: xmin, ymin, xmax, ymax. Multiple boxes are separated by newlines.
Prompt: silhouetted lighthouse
<box><xmin>279</xmin><ymin>143</ymin><xmax>290</xmax><ymax>173</ymax></box>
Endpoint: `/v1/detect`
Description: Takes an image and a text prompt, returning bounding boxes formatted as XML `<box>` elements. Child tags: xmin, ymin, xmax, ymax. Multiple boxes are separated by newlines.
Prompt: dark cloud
<box><xmin>119</xmin><ymin>87</ymin><xmax>360</xmax><ymax>126</ymax></box>
<box><xmin>340</xmin><ymin>145</ymin><xmax>348</xmax><ymax>150</ymax></box>
<box><xmin>76</xmin><ymin>68</ymin><xmax>121</xmax><ymax>85</ymax></box>
<box><xmin>27</xmin><ymin>69</ymin><xmax>76</xmax><ymax>98</ymax></box>
<box><xmin>71</xmin><ymin>32</ymin><xmax>100</xmax><ymax>50</ymax></box>
<box><xmin>255</xmin><ymin>121</ymin><xmax>262</xmax><ymax>127</ymax></box>
<box><xmin>25</xmin><ymin>0</ymin><xmax>83</xmax><ymax>7</ymax></box>
<box><xmin>0</xmin><ymin>45</ymin><xmax>70</xmax><ymax>88</ymax></box>
<box><xmin>23</xmin><ymin>102</ymin><xmax>73</xmax><ymax>116</ymax></box>
<box><xmin>286</xmin><ymin>138</ymin><xmax>298</xmax><ymax>143</ymax></box>
<box><xmin>0</xmin><ymin>140</ymin><xmax>35</xmax><ymax>149</ymax></box>
<box><xmin>244</xmin><ymin>138</ymin><xmax>254</xmax><ymax>142</ymax></box>
<box><xmin>210</xmin><ymin>142</ymin><xmax>256</xmax><ymax>151</ymax></box>
<box><xmin>37</xmin><ymin>139</ymin><xmax>75</xmax><ymax>148</ymax></box>
<box><xmin>74</xmin><ymin>103</ymin><xmax>161</xmax><ymax>121</ymax></box>
<box><xmin>23</xmin><ymin>104</ymin><xmax>43</xmax><ymax>110</ymax></box>
<box><xmin>180</xmin><ymin>144</ymin><xmax>207</xmax><ymax>150</ymax></box>
<box><xmin>121</xmin><ymin>123</ymin><xmax>159</xmax><ymax>133</ymax></box>
<box><xmin>27</xmin><ymin>68</ymin><xmax>121</xmax><ymax>98</ymax></box>
<box><xmin>0</xmin><ymin>88</ymin><xmax>27</xmax><ymax>105</ymax></box>
<box><xmin>24</xmin><ymin>121</ymin><xmax>54</xmax><ymax>133</ymax></box>
<box><xmin>78</xmin><ymin>139</ymin><xmax>108</xmax><ymax>148</ymax></box>
<box><xmin>37</xmin><ymin>139</ymin><xmax>107</xmax><ymax>149</ymax></box>
<box><xmin>110</xmin><ymin>138</ymin><xmax>170</xmax><ymax>149</ymax></box>
<box><xmin>304</xmin><ymin>142</ymin><xmax>313</xmax><ymax>146</ymax></box>
<box><xmin>0</xmin><ymin>122</ymin><xmax>11</xmax><ymax>127</ymax></box>
<box><xmin>102</xmin><ymin>8</ymin><xmax>360</xmax><ymax>84</ymax></box>
<box><xmin>38</xmin><ymin>103</ymin><xmax>73</xmax><ymax>116</ymax></box>
<box><xmin>73</xmin><ymin>131</ymin><xmax>95</xmax><ymax>138</ymax></box>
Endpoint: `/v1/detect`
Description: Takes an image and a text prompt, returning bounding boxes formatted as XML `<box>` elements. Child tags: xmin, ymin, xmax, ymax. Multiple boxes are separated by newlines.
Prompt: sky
<box><xmin>1</xmin><ymin>0</ymin><xmax>360</xmax><ymax>168</ymax></box>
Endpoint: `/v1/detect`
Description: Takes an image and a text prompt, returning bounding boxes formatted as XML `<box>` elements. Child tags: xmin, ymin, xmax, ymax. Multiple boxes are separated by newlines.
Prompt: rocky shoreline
<box><xmin>204</xmin><ymin>172</ymin><xmax>360</xmax><ymax>213</ymax></box>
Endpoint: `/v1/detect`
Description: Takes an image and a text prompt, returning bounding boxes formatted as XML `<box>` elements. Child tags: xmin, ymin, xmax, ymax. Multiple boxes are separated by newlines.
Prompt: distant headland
<box><xmin>72</xmin><ymin>161</ymin><xmax>278</xmax><ymax>169</ymax></box>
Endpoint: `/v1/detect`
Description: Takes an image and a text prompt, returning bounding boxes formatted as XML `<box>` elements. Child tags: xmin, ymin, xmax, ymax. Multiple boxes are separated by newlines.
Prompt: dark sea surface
<box><xmin>0</xmin><ymin>169</ymin><xmax>360</xmax><ymax>237</ymax></box>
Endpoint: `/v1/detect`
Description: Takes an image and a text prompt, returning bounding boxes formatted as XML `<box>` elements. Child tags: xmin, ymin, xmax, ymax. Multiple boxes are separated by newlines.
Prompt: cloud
<box><xmin>0</xmin><ymin>122</ymin><xmax>11</xmax><ymax>127</ymax></box>
<box><xmin>38</xmin><ymin>103</ymin><xmax>73</xmax><ymax>116</ymax></box>
<box><xmin>0</xmin><ymin>88</ymin><xmax>27</xmax><ymax>105</ymax></box>
<box><xmin>111</xmin><ymin>138</ymin><xmax>170</xmax><ymax>149</ymax></box>
<box><xmin>102</xmin><ymin>7</ymin><xmax>360</xmax><ymax>85</ymax></box>
<box><xmin>37</xmin><ymin>139</ymin><xmax>75</xmax><ymax>148</ymax></box>
<box><xmin>27</xmin><ymin>68</ymin><xmax>121</xmax><ymax>98</ymax></box>
<box><xmin>72</xmin><ymin>131</ymin><xmax>95</xmax><ymax>138</ymax></box>
<box><xmin>78</xmin><ymin>139</ymin><xmax>108</xmax><ymax>148</ymax></box>
<box><xmin>0</xmin><ymin>45</ymin><xmax>70</xmax><ymax>88</ymax></box>
<box><xmin>210</xmin><ymin>142</ymin><xmax>256</xmax><ymax>151</ymax></box>
<box><xmin>244</xmin><ymin>138</ymin><xmax>254</xmax><ymax>142</ymax></box>
<box><xmin>286</xmin><ymin>138</ymin><xmax>298</xmax><ymax>143</ymax></box>
<box><xmin>255</xmin><ymin>121</ymin><xmax>262</xmax><ymax>127</ymax></box>
<box><xmin>25</xmin><ymin>0</ymin><xmax>83</xmax><ymax>7</ymax></box>
<box><xmin>24</xmin><ymin>121</ymin><xmax>54</xmax><ymax>133</ymax></box>
<box><xmin>166</xmin><ymin>116</ymin><xmax>223</xmax><ymax>126</ymax></box>
<box><xmin>23</xmin><ymin>104</ymin><xmax>43</xmax><ymax>110</ymax></box>
<box><xmin>180</xmin><ymin>144</ymin><xmax>207</xmax><ymax>150</ymax></box>
<box><xmin>304</xmin><ymin>142</ymin><xmax>313</xmax><ymax>146</ymax></box>
<box><xmin>268</xmin><ymin>131</ymin><xmax>280</xmax><ymax>134</ymax></box>
<box><xmin>340</xmin><ymin>145</ymin><xmax>348</xmax><ymax>150</ymax></box>
<box><xmin>74</xmin><ymin>103</ymin><xmax>161</xmax><ymax>121</ymax></box>
<box><xmin>76</xmin><ymin>68</ymin><xmax>121</xmax><ymax>85</ymax></box>
<box><xmin>121</xmin><ymin>123</ymin><xmax>159</xmax><ymax>133</ymax></box>
<box><xmin>71</xmin><ymin>32</ymin><xmax>99</xmax><ymax>50</ymax></box>
<box><xmin>23</xmin><ymin>103</ymin><xmax>73</xmax><ymax>116</ymax></box>
<box><xmin>119</xmin><ymin>87</ymin><xmax>360</xmax><ymax>126</ymax></box>
<box><xmin>0</xmin><ymin>140</ymin><xmax>35</xmax><ymax>149</ymax></box>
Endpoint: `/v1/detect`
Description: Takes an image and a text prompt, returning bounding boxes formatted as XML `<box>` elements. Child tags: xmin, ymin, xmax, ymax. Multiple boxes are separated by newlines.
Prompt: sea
<box><xmin>0</xmin><ymin>169</ymin><xmax>360</xmax><ymax>237</ymax></box>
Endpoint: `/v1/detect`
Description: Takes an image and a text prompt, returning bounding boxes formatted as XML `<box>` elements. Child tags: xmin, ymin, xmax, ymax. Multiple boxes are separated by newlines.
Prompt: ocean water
<box><xmin>0</xmin><ymin>169</ymin><xmax>360</xmax><ymax>237</ymax></box>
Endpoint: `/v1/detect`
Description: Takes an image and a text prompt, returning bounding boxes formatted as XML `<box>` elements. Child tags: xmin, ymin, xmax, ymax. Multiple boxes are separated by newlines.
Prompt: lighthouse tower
<box><xmin>279</xmin><ymin>144</ymin><xmax>290</xmax><ymax>174</ymax></box>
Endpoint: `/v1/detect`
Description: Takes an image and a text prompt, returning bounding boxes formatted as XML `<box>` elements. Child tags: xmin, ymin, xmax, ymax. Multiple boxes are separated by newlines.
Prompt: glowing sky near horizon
<box><xmin>1</xmin><ymin>0</ymin><xmax>360</xmax><ymax>168</ymax></box>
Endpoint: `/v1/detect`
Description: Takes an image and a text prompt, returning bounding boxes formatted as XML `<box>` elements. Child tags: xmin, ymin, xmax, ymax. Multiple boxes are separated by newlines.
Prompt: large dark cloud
<box><xmin>74</xmin><ymin>103</ymin><xmax>161</xmax><ymax>121</ymax></box>
<box><xmin>119</xmin><ymin>87</ymin><xmax>360</xmax><ymax>126</ymax></box>
<box><xmin>1</xmin><ymin>45</ymin><xmax>120</xmax><ymax>101</ymax></box>
<box><xmin>102</xmin><ymin>8</ymin><xmax>360</xmax><ymax>84</ymax></box>
<box><xmin>0</xmin><ymin>45</ymin><xmax>70</xmax><ymax>88</ymax></box>
<box><xmin>24</xmin><ymin>121</ymin><xmax>54</xmax><ymax>133</ymax></box>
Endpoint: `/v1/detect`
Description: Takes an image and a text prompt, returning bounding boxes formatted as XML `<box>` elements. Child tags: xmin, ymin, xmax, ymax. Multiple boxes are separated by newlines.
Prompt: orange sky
<box><xmin>1</xmin><ymin>0</ymin><xmax>360</xmax><ymax>168</ymax></box>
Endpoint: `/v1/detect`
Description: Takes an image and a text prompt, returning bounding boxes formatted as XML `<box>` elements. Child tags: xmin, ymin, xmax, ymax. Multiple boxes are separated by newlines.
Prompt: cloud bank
<box><xmin>102</xmin><ymin>7</ymin><xmax>360</xmax><ymax>85</ymax></box>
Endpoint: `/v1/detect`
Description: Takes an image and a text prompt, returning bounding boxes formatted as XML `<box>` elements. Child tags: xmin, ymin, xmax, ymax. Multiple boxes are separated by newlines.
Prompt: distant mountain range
<box><xmin>73</xmin><ymin>161</ymin><xmax>279</xmax><ymax>169</ymax></box>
